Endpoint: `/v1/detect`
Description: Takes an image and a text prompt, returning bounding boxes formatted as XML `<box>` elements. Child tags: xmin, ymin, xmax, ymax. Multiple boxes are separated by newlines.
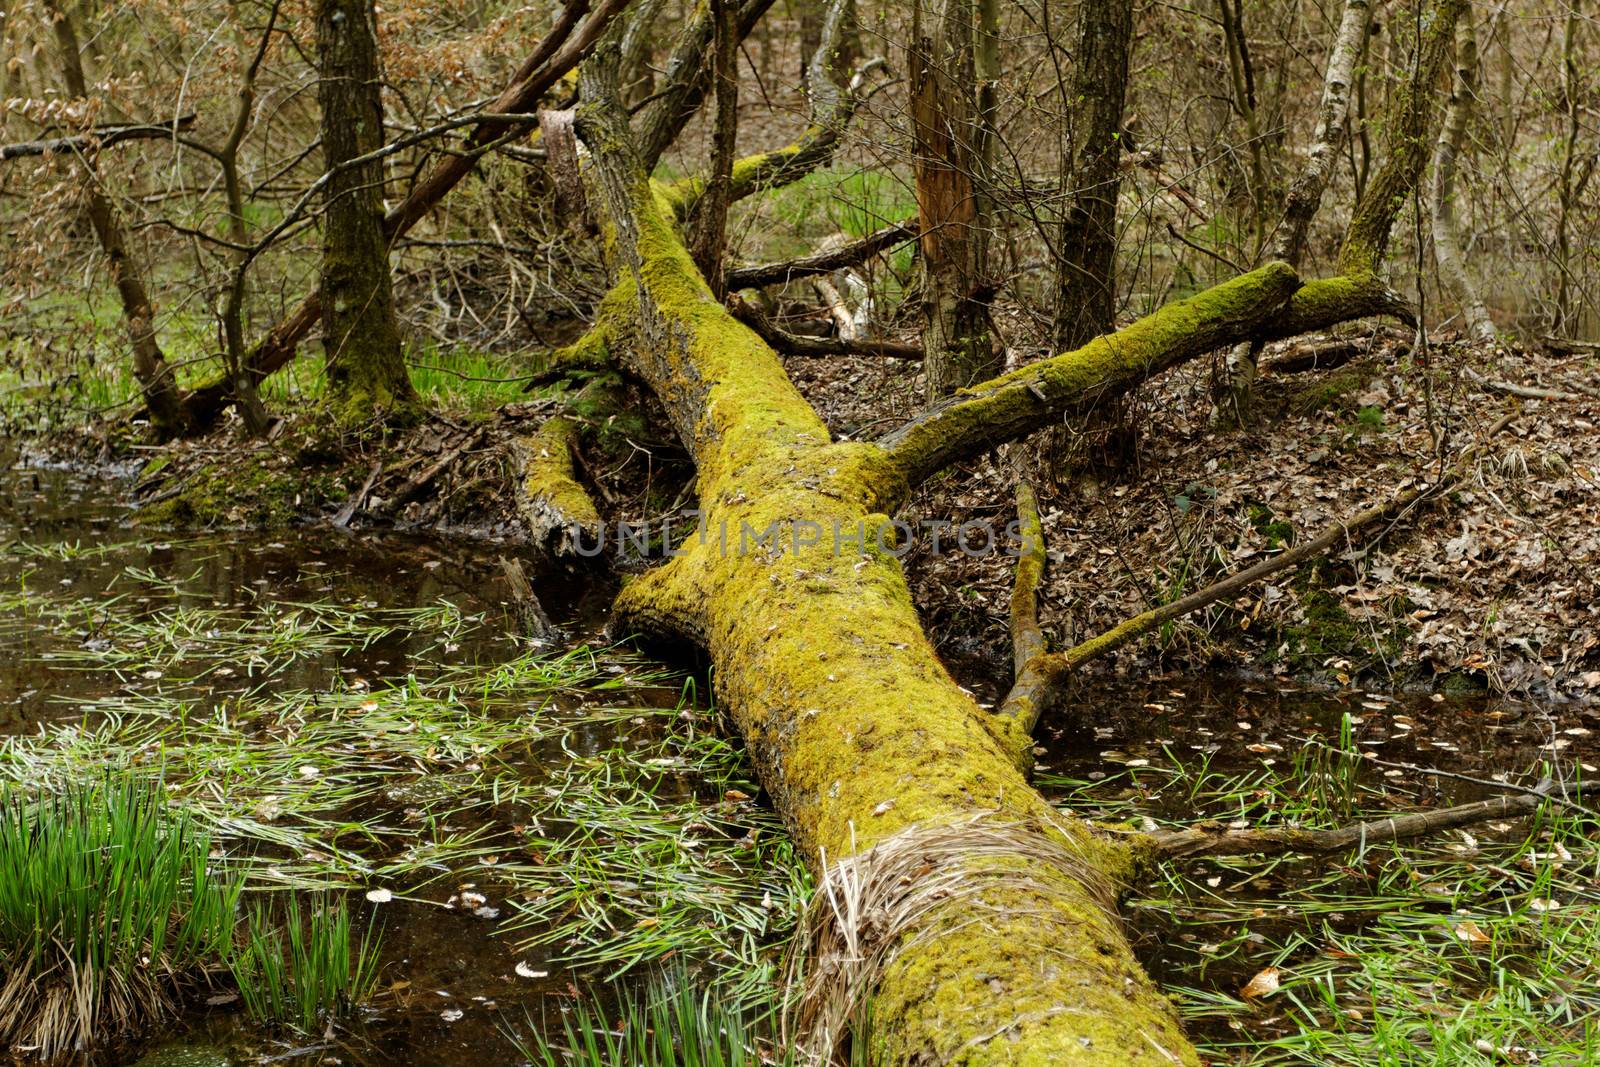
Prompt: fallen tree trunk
<box><xmin>566</xmin><ymin>44</ymin><xmax>1373</xmax><ymax>1061</ymax></box>
<box><xmin>565</xmin><ymin>0</ymin><xmax>1470</xmax><ymax>1040</ymax></box>
<box><xmin>579</xmin><ymin>54</ymin><xmax>1210</xmax><ymax>1062</ymax></box>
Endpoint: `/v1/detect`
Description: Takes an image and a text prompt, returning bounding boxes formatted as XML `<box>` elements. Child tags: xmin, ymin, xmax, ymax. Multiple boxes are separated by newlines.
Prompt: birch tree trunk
<box><xmin>1219</xmin><ymin>0</ymin><xmax>1371</xmax><ymax>416</ymax></box>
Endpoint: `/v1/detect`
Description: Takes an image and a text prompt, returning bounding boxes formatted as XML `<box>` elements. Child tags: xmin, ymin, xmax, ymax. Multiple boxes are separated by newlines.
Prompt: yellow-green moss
<box><xmin>520</xmin><ymin>415</ymin><xmax>601</xmax><ymax>528</ymax></box>
<box><xmin>883</xmin><ymin>263</ymin><xmax>1301</xmax><ymax>488</ymax></box>
<box><xmin>595</xmin><ymin>162</ymin><xmax>1197</xmax><ymax>1063</ymax></box>
<box><xmin>874</xmin><ymin>861</ymin><xmax>1196</xmax><ymax>1065</ymax></box>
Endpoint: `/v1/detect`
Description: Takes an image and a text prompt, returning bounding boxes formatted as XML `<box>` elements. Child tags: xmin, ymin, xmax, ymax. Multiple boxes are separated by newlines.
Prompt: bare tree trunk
<box><xmin>1215</xmin><ymin>0</ymin><xmax>1269</xmax><ymax>257</ymax></box>
<box><xmin>1554</xmin><ymin>0</ymin><xmax>1589</xmax><ymax>333</ymax></box>
<box><xmin>1274</xmin><ymin>0</ymin><xmax>1372</xmax><ymax>269</ymax></box>
<box><xmin>688</xmin><ymin>0</ymin><xmax>739</xmax><ymax>296</ymax></box>
<box><xmin>45</xmin><ymin>0</ymin><xmax>188</xmax><ymax>438</ymax></box>
<box><xmin>314</xmin><ymin>0</ymin><xmax>417</xmax><ymax>425</ymax></box>
<box><xmin>1220</xmin><ymin>0</ymin><xmax>1464</xmax><ymax>422</ymax></box>
<box><xmin>912</xmin><ymin>0</ymin><xmax>999</xmax><ymax>399</ymax></box>
<box><xmin>215</xmin><ymin>2</ymin><xmax>282</xmax><ymax>436</ymax></box>
<box><xmin>1051</xmin><ymin>0</ymin><xmax>1134</xmax><ymax>350</ymax></box>
<box><xmin>1432</xmin><ymin>6</ymin><xmax>1496</xmax><ymax>343</ymax></box>
<box><xmin>1338</xmin><ymin>0</ymin><xmax>1468</xmax><ymax>278</ymax></box>
<box><xmin>1040</xmin><ymin>0</ymin><xmax>1135</xmax><ymax>481</ymax></box>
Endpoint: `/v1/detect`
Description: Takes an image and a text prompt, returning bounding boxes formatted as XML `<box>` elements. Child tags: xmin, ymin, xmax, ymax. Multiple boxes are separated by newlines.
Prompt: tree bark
<box><xmin>1431</xmin><ymin>6</ymin><xmax>1496</xmax><ymax>343</ymax></box>
<box><xmin>1338</xmin><ymin>0</ymin><xmax>1468</xmax><ymax>278</ymax></box>
<box><xmin>1220</xmin><ymin>0</ymin><xmax>1371</xmax><ymax>415</ymax></box>
<box><xmin>45</xmin><ymin>0</ymin><xmax>189</xmax><ymax>439</ymax></box>
<box><xmin>314</xmin><ymin>0</ymin><xmax>416</xmax><ymax>424</ymax></box>
<box><xmin>1052</xmin><ymin>0</ymin><xmax>1134</xmax><ymax>350</ymax></box>
<box><xmin>1221</xmin><ymin>0</ymin><xmax>1464</xmax><ymax>420</ymax></box>
<box><xmin>688</xmin><ymin>0</ymin><xmax>740</xmax><ymax>296</ymax></box>
<box><xmin>1553</xmin><ymin>0</ymin><xmax>1588</xmax><ymax>332</ymax></box>
<box><xmin>911</xmin><ymin>0</ymin><xmax>999</xmax><ymax>399</ymax></box>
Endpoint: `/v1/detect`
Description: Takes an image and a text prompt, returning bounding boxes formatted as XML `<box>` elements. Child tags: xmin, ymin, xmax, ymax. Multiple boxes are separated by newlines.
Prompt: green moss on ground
<box><xmin>1259</xmin><ymin>565</ymin><xmax>1412</xmax><ymax>677</ymax></box>
<box><xmin>1292</xmin><ymin>364</ymin><xmax>1373</xmax><ymax>415</ymax></box>
<box><xmin>135</xmin><ymin>410</ymin><xmax>372</xmax><ymax>528</ymax></box>
<box><xmin>1246</xmin><ymin>502</ymin><xmax>1296</xmax><ymax>548</ymax></box>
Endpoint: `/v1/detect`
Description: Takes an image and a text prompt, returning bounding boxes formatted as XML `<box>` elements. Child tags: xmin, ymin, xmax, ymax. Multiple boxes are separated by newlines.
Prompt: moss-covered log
<box><xmin>517</xmin><ymin>414</ymin><xmax>603</xmax><ymax>557</ymax></box>
<box><xmin>572</xmin><ymin>20</ymin><xmax>1486</xmax><ymax>1049</ymax></box>
<box><xmin>880</xmin><ymin>263</ymin><xmax>1301</xmax><ymax>488</ymax></box>
<box><xmin>580</xmin><ymin>56</ymin><xmax>1202</xmax><ymax>1063</ymax></box>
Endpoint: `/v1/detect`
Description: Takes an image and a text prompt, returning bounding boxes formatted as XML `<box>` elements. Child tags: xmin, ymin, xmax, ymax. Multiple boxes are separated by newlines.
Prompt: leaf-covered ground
<box><xmin>789</xmin><ymin>330</ymin><xmax>1600</xmax><ymax>703</ymax></box>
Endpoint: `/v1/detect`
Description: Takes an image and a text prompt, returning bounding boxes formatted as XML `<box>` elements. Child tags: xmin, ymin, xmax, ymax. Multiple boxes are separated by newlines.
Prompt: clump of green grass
<box><xmin>516</xmin><ymin>971</ymin><xmax>797</xmax><ymax>1067</ymax></box>
<box><xmin>407</xmin><ymin>342</ymin><xmax>530</xmax><ymax>410</ymax></box>
<box><xmin>230</xmin><ymin>894</ymin><xmax>381</xmax><ymax>1033</ymax></box>
<box><xmin>0</xmin><ymin>777</ymin><xmax>240</xmax><ymax>1058</ymax></box>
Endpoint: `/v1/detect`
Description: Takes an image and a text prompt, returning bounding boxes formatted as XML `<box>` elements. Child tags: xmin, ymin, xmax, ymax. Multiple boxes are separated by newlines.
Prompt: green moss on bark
<box><xmin>597</xmin><ymin>158</ymin><xmax>1197</xmax><ymax>1063</ymax></box>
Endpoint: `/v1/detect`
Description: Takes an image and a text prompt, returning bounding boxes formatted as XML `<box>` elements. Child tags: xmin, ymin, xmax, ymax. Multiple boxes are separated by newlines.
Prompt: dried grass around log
<box><xmin>782</xmin><ymin>815</ymin><xmax>1120</xmax><ymax>1065</ymax></box>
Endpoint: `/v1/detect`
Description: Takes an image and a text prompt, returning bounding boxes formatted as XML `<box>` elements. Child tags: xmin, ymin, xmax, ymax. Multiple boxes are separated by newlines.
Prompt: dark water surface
<box><xmin>1</xmin><ymin>449</ymin><xmax>651</xmax><ymax>1067</ymax></box>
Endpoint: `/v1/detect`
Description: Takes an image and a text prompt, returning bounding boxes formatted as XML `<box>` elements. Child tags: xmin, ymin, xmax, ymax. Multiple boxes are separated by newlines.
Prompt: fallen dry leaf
<box><xmin>1239</xmin><ymin>966</ymin><xmax>1281</xmax><ymax>999</ymax></box>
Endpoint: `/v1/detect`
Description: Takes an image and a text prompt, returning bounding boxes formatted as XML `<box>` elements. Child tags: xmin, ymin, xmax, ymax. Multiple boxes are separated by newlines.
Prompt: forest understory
<box><xmin>27</xmin><ymin>321</ymin><xmax>1598</xmax><ymax>708</ymax></box>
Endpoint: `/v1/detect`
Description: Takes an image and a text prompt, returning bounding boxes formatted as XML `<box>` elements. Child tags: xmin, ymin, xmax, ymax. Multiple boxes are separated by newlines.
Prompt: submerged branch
<box><xmin>1145</xmin><ymin>778</ymin><xmax>1592</xmax><ymax>859</ymax></box>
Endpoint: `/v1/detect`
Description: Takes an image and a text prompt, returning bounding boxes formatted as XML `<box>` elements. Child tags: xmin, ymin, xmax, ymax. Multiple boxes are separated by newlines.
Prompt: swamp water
<box><xmin>2</xmin><ymin>449</ymin><xmax>1596</xmax><ymax>1065</ymax></box>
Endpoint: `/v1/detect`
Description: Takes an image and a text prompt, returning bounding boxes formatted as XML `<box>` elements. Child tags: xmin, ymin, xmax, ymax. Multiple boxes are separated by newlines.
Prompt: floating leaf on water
<box><xmin>1239</xmin><ymin>966</ymin><xmax>1280</xmax><ymax>999</ymax></box>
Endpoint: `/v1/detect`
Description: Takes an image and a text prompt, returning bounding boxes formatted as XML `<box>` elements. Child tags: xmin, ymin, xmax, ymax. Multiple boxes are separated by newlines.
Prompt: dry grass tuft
<box><xmin>782</xmin><ymin>815</ymin><xmax>1116</xmax><ymax>1064</ymax></box>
